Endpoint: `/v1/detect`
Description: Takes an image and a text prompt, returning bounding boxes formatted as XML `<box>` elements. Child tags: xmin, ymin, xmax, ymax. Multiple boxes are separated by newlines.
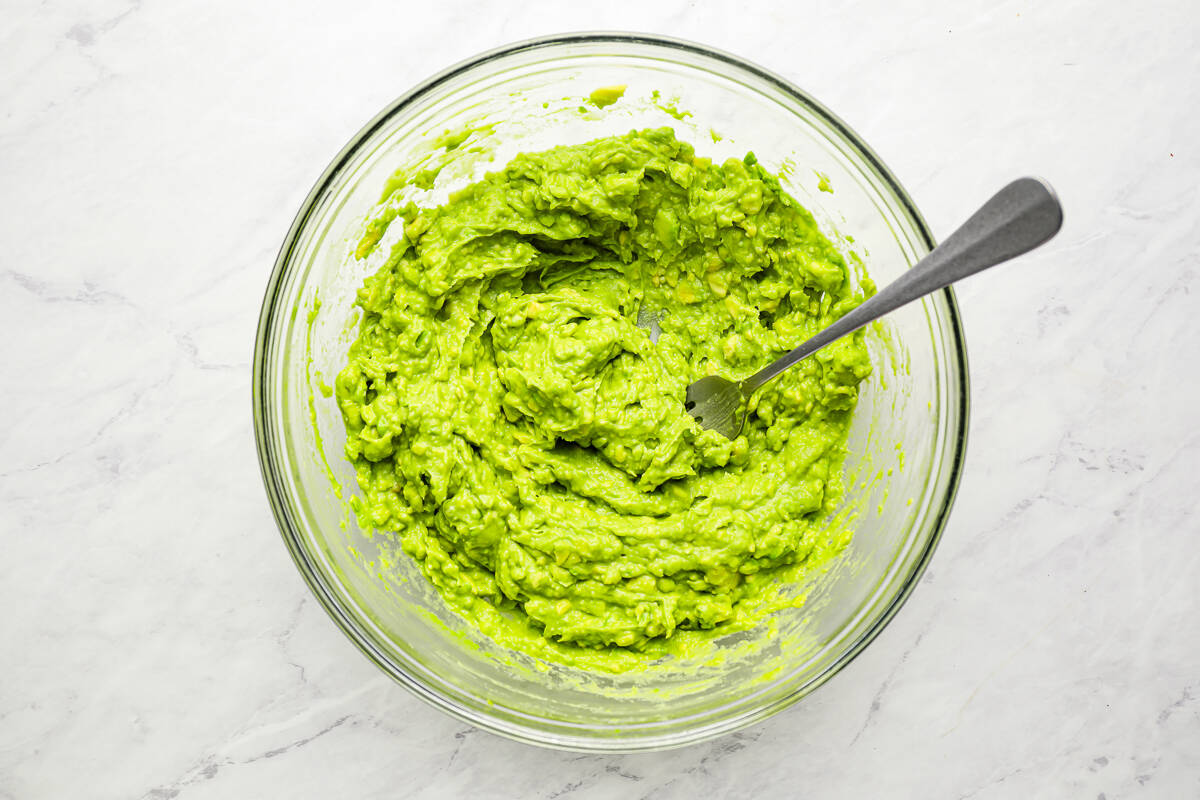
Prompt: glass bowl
<box><xmin>252</xmin><ymin>32</ymin><xmax>968</xmax><ymax>752</ymax></box>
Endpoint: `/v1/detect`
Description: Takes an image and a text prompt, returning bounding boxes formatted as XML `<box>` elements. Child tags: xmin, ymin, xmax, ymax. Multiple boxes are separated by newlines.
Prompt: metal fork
<box><xmin>684</xmin><ymin>177</ymin><xmax>1063</xmax><ymax>439</ymax></box>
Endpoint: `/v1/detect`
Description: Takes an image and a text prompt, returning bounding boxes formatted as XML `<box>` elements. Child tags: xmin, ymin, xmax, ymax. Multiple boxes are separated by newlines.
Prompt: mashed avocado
<box><xmin>337</xmin><ymin>128</ymin><xmax>872</xmax><ymax>667</ymax></box>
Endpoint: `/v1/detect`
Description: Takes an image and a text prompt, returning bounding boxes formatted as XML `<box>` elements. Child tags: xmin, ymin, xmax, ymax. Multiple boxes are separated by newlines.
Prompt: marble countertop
<box><xmin>3</xmin><ymin>0</ymin><xmax>1197</xmax><ymax>797</ymax></box>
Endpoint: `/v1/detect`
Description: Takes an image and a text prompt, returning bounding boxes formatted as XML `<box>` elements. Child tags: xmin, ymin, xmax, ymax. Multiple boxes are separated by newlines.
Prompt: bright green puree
<box><xmin>337</xmin><ymin>128</ymin><xmax>873</xmax><ymax>670</ymax></box>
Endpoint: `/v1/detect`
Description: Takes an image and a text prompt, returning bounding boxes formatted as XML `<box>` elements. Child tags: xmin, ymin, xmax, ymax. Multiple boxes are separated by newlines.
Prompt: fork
<box><xmin>683</xmin><ymin>177</ymin><xmax>1063</xmax><ymax>439</ymax></box>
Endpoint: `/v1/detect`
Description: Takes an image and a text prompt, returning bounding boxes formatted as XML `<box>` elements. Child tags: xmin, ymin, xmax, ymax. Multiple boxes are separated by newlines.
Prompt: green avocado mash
<box><xmin>587</xmin><ymin>85</ymin><xmax>626</xmax><ymax>108</ymax></box>
<box><xmin>337</xmin><ymin>127</ymin><xmax>872</xmax><ymax>669</ymax></box>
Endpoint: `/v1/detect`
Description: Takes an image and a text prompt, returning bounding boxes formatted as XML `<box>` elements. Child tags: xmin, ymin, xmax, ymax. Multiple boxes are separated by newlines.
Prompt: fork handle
<box><xmin>742</xmin><ymin>177</ymin><xmax>1063</xmax><ymax>395</ymax></box>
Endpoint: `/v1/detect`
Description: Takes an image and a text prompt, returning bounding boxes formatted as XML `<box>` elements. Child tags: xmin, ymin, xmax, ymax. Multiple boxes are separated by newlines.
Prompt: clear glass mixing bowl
<box><xmin>253</xmin><ymin>33</ymin><xmax>968</xmax><ymax>752</ymax></box>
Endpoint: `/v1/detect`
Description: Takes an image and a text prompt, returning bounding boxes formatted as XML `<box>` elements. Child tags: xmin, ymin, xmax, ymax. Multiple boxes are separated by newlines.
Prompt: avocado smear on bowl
<box><xmin>336</xmin><ymin>127</ymin><xmax>874</xmax><ymax>672</ymax></box>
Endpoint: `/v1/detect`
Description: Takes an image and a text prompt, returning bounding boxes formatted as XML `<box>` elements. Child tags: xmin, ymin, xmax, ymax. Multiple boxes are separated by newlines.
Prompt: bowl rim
<box><xmin>252</xmin><ymin>30</ymin><xmax>970</xmax><ymax>752</ymax></box>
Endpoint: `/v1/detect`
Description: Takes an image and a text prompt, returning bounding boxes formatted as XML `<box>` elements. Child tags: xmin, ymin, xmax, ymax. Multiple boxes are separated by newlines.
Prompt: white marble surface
<box><xmin>2</xmin><ymin>0</ymin><xmax>1198</xmax><ymax>796</ymax></box>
